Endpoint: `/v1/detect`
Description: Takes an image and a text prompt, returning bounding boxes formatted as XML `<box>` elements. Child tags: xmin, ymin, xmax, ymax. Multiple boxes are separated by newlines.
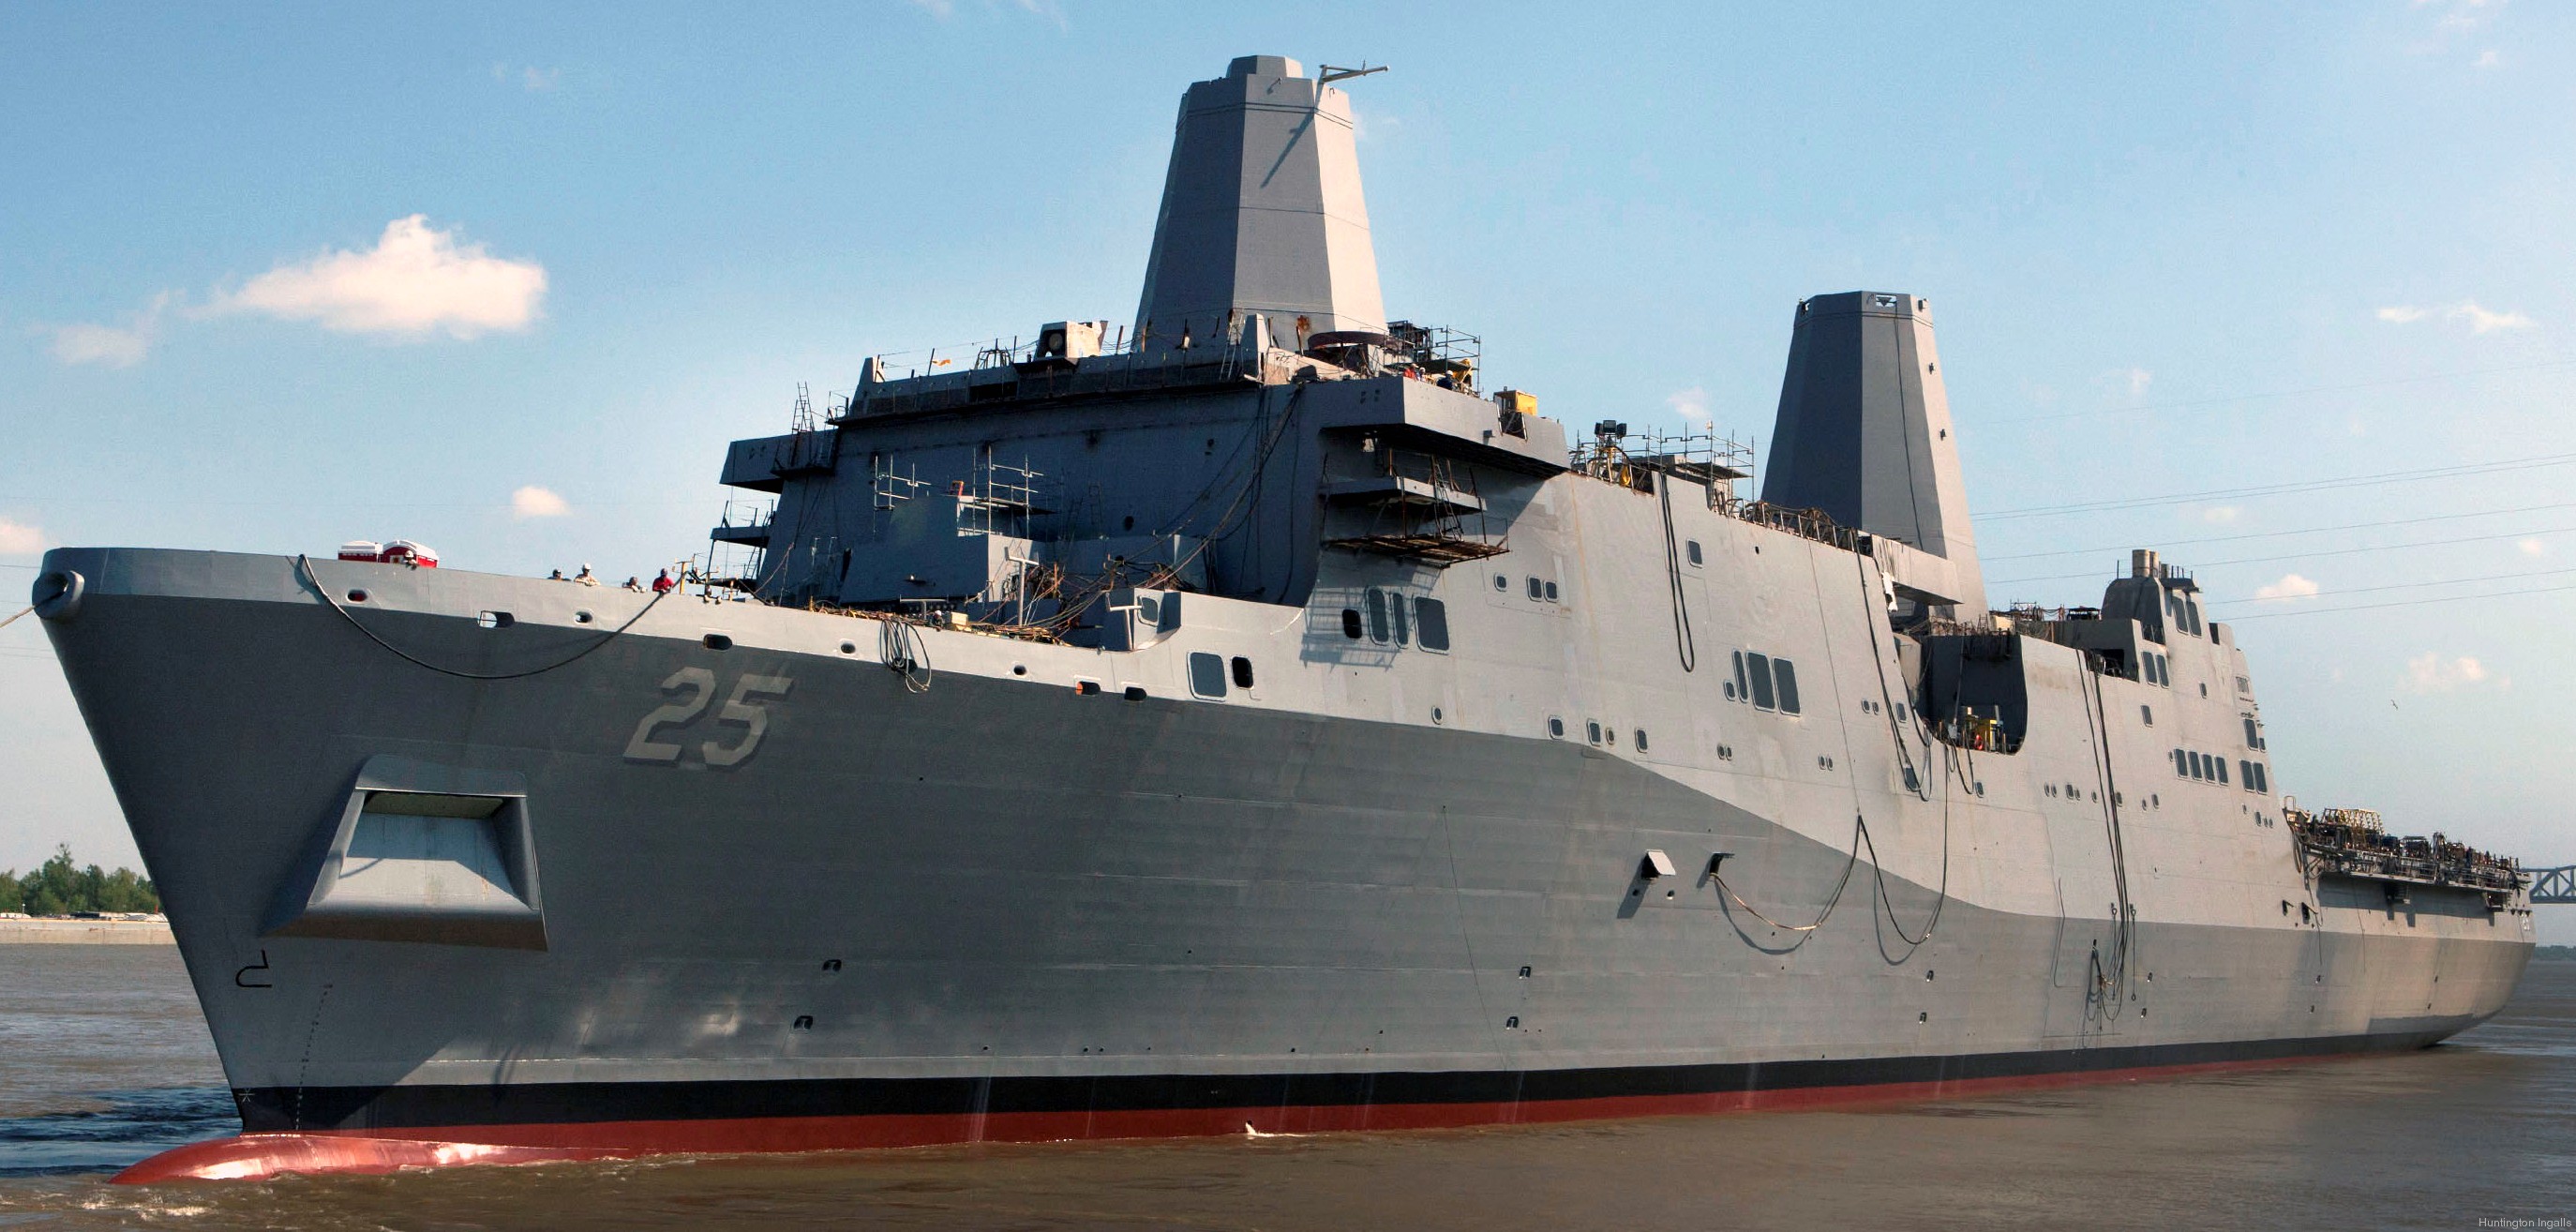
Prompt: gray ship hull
<box><xmin>37</xmin><ymin>548</ymin><xmax>2534</xmax><ymax>1178</ymax></box>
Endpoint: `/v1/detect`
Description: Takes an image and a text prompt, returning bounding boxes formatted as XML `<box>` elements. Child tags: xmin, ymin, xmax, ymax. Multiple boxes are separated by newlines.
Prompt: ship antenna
<box><xmin>1316</xmin><ymin>63</ymin><xmax>1387</xmax><ymax>84</ymax></box>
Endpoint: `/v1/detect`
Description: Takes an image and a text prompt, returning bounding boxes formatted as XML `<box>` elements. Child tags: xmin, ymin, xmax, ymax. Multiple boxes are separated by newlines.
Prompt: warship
<box><xmin>35</xmin><ymin>56</ymin><xmax>2535</xmax><ymax>1182</ymax></box>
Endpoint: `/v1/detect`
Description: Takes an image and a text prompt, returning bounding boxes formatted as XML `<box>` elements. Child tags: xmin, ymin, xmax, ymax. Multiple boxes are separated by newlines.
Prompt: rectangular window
<box><xmin>1366</xmin><ymin>589</ymin><xmax>1390</xmax><ymax>643</ymax></box>
<box><xmin>2174</xmin><ymin>749</ymin><xmax>2188</xmax><ymax>776</ymax></box>
<box><xmin>1389</xmin><ymin>593</ymin><xmax>1410</xmax><ymax>646</ymax></box>
<box><xmin>1586</xmin><ymin>720</ymin><xmax>1603</xmax><ymax>745</ymax></box>
<box><xmin>2141</xmin><ymin>704</ymin><xmax>2153</xmax><ymax>726</ymax></box>
<box><xmin>1527</xmin><ymin>576</ymin><xmax>1545</xmax><ymax>601</ymax></box>
<box><xmin>1773</xmin><ymin>659</ymin><xmax>1802</xmax><ymax>714</ymax></box>
<box><xmin>1188</xmin><ymin>652</ymin><xmax>1227</xmax><ymax>699</ymax></box>
<box><xmin>1746</xmin><ymin>653</ymin><xmax>1776</xmax><ymax>710</ymax></box>
<box><xmin>2215</xmin><ymin>758</ymin><xmax>2228</xmax><ymax>786</ymax></box>
<box><xmin>2189</xmin><ymin>752</ymin><xmax>2205</xmax><ymax>779</ymax></box>
<box><xmin>1231</xmin><ymin>656</ymin><xmax>1254</xmax><ymax>689</ymax></box>
<box><xmin>1732</xmin><ymin>652</ymin><xmax>1751</xmax><ymax>703</ymax></box>
<box><xmin>2243</xmin><ymin>717</ymin><xmax>2260</xmax><ymax>747</ymax></box>
<box><xmin>1414</xmin><ymin>597</ymin><xmax>1448</xmax><ymax>652</ymax></box>
<box><xmin>1685</xmin><ymin>540</ymin><xmax>1703</xmax><ymax>566</ymax></box>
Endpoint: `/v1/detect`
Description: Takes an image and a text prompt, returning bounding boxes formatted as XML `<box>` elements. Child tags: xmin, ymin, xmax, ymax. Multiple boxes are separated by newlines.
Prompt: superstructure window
<box><xmin>2173</xmin><ymin>749</ymin><xmax>2188</xmax><ymax>777</ymax></box>
<box><xmin>1685</xmin><ymin>540</ymin><xmax>1703</xmax><ymax>566</ymax></box>
<box><xmin>1545</xmin><ymin>580</ymin><xmax>1560</xmax><ymax>602</ymax></box>
<box><xmin>1340</xmin><ymin>608</ymin><xmax>1362</xmax><ymax>639</ymax></box>
<box><xmin>2141</xmin><ymin>705</ymin><xmax>2154</xmax><ymax>726</ymax></box>
<box><xmin>1366</xmin><ymin>590</ymin><xmax>1391</xmax><ymax>643</ymax></box>
<box><xmin>1635</xmin><ymin>729</ymin><xmax>1650</xmax><ymax>751</ymax></box>
<box><xmin>1415</xmin><ymin>598</ymin><xmax>1449</xmax><ymax>652</ymax></box>
<box><xmin>1731</xmin><ymin>652</ymin><xmax>1750</xmax><ymax>703</ymax></box>
<box><xmin>1389</xmin><ymin>592</ymin><xmax>1411</xmax><ymax>646</ymax></box>
<box><xmin>2243</xmin><ymin>717</ymin><xmax>2263</xmax><ymax>748</ymax></box>
<box><xmin>1746</xmin><ymin>653</ymin><xmax>1777</xmax><ymax>711</ymax></box>
<box><xmin>1494</xmin><ymin>573</ymin><xmax>1509</xmax><ymax>592</ymax></box>
<box><xmin>1527</xmin><ymin>576</ymin><xmax>1545</xmax><ymax>601</ymax></box>
<box><xmin>1586</xmin><ymin>720</ymin><xmax>1603</xmax><ymax>745</ymax></box>
<box><xmin>1232</xmin><ymin>656</ymin><xmax>1254</xmax><ymax>689</ymax></box>
<box><xmin>1773</xmin><ymin>660</ymin><xmax>1802</xmax><ymax>714</ymax></box>
<box><xmin>1549</xmin><ymin>716</ymin><xmax>1565</xmax><ymax>739</ymax></box>
<box><xmin>2215</xmin><ymin>758</ymin><xmax>2228</xmax><ymax>786</ymax></box>
<box><xmin>1188</xmin><ymin>652</ymin><xmax>1227</xmax><ymax>699</ymax></box>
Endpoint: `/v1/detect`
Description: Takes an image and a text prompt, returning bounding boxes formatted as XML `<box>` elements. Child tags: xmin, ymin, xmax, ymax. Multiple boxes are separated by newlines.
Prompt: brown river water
<box><xmin>0</xmin><ymin>944</ymin><xmax>2569</xmax><ymax>1230</ymax></box>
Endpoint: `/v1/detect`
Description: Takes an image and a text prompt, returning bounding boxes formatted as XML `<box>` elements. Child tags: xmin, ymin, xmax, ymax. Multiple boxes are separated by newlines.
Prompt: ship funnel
<box><xmin>1134</xmin><ymin>55</ymin><xmax>1387</xmax><ymax>352</ymax></box>
<box><xmin>1761</xmin><ymin>292</ymin><xmax>1985</xmax><ymax>616</ymax></box>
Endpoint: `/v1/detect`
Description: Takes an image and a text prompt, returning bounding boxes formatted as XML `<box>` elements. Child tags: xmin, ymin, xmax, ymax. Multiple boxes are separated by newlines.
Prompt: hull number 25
<box><xmin>623</xmin><ymin>668</ymin><xmax>794</xmax><ymax>767</ymax></box>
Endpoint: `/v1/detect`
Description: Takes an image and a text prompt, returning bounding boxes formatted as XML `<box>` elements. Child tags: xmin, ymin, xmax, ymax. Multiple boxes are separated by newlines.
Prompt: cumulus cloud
<box><xmin>2254</xmin><ymin>573</ymin><xmax>2320</xmax><ymax>602</ymax></box>
<box><xmin>46</xmin><ymin>292</ymin><xmax>176</xmax><ymax>367</ymax></box>
<box><xmin>209</xmin><ymin>216</ymin><xmax>547</xmax><ymax>339</ymax></box>
<box><xmin>1666</xmin><ymin>385</ymin><xmax>1711</xmax><ymax>428</ymax></box>
<box><xmin>0</xmin><ymin>518</ymin><xmax>44</xmax><ymax>555</ymax></box>
<box><xmin>511</xmin><ymin>486</ymin><xmax>570</xmax><ymax>519</ymax></box>
<box><xmin>2376</xmin><ymin>301</ymin><xmax>2535</xmax><ymax>332</ymax></box>
<box><xmin>2403</xmin><ymin>652</ymin><xmax>2491</xmax><ymax>693</ymax></box>
<box><xmin>2450</xmin><ymin>301</ymin><xmax>2534</xmax><ymax>333</ymax></box>
<box><xmin>492</xmin><ymin>63</ymin><xmax>560</xmax><ymax>91</ymax></box>
<box><xmin>2201</xmin><ymin>505</ymin><xmax>2240</xmax><ymax>525</ymax></box>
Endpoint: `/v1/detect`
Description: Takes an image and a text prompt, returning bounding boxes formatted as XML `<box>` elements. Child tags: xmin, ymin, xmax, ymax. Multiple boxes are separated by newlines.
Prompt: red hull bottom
<box><xmin>115</xmin><ymin>1052</ymin><xmax>2344</xmax><ymax>1184</ymax></box>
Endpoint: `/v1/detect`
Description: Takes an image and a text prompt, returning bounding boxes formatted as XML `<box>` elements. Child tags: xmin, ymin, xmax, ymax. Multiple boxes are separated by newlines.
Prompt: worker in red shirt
<box><xmin>651</xmin><ymin>569</ymin><xmax>677</xmax><ymax>595</ymax></box>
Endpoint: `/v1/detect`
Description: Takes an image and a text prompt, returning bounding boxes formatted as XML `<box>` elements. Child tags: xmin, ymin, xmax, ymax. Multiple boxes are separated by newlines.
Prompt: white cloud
<box><xmin>2449</xmin><ymin>301</ymin><xmax>2534</xmax><ymax>333</ymax></box>
<box><xmin>2254</xmin><ymin>573</ymin><xmax>2319</xmax><ymax>602</ymax></box>
<box><xmin>2474</xmin><ymin>48</ymin><xmax>2500</xmax><ymax>68</ymax></box>
<box><xmin>1665</xmin><ymin>385</ymin><xmax>1711</xmax><ymax>428</ymax></box>
<box><xmin>2374</xmin><ymin>300</ymin><xmax>2535</xmax><ymax>333</ymax></box>
<box><xmin>511</xmin><ymin>486</ymin><xmax>570</xmax><ymax>519</ymax></box>
<box><xmin>2122</xmin><ymin>368</ymin><xmax>2152</xmax><ymax>398</ymax></box>
<box><xmin>2403</xmin><ymin>652</ymin><xmax>2490</xmax><ymax>693</ymax></box>
<box><xmin>47</xmin><ymin>292</ymin><xmax>176</xmax><ymax>367</ymax></box>
<box><xmin>2200</xmin><ymin>505</ymin><xmax>2240</xmax><ymax>524</ymax></box>
<box><xmin>2519</xmin><ymin>537</ymin><xmax>2548</xmax><ymax>556</ymax></box>
<box><xmin>488</xmin><ymin>63</ymin><xmax>559</xmax><ymax>91</ymax></box>
<box><xmin>0</xmin><ymin>518</ymin><xmax>44</xmax><ymax>555</ymax></box>
<box><xmin>210</xmin><ymin>216</ymin><xmax>547</xmax><ymax>339</ymax></box>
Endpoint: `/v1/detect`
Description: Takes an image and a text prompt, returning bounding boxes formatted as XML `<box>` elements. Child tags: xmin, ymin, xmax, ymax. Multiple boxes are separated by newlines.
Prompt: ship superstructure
<box><xmin>34</xmin><ymin>56</ymin><xmax>2534</xmax><ymax>1183</ymax></box>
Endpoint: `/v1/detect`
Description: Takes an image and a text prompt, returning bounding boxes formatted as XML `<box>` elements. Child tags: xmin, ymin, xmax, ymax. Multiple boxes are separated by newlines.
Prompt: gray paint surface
<box><xmin>26</xmin><ymin>54</ymin><xmax>2534</xmax><ymax>1145</ymax></box>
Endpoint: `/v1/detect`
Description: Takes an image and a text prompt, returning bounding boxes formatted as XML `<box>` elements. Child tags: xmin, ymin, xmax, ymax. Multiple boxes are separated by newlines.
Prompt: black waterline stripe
<box><xmin>237</xmin><ymin>1022</ymin><xmax>2475</xmax><ymax>1133</ymax></box>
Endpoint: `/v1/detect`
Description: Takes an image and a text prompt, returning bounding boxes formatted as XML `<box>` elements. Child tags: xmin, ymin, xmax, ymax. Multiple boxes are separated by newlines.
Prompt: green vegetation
<box><xmin>2538</xmin><ymin>945</ymin><xmax>2576</xmax><ymax>963</ymax></box>
<box><xmin>0</xmin><ymin>846</ymin><xmax>159</xmax><ymax>915</ymax></box>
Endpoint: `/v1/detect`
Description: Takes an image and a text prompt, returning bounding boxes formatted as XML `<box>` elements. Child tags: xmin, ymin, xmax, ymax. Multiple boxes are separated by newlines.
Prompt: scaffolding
<box><xmin>1323</xmin><ymin>446</ymin><xmax>1508</xmax><ymax>565</ymax></box>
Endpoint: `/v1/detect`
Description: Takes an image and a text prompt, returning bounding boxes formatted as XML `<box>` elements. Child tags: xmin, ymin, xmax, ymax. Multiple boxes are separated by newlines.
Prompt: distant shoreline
<box><xmin>0</xmin><ymin>916</ymin><xmax>173</xmax><ymax>945</ymax></box>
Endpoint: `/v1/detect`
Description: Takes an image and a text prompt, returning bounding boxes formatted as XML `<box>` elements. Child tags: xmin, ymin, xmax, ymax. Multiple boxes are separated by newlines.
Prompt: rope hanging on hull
<box><xmin>1656</xmin><ymin>475</ymin><xmax>1696</xmax><ymax>673</ymax></box>
<box><xmin>295</xmin><ymin>554</ymin><xmax>671</xmax><ymax>682</ymax></box>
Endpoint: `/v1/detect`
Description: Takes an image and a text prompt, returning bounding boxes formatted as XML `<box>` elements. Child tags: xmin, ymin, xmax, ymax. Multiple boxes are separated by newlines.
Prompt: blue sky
<box><xmin>4</xmin><ymin>2</ymin><xmax>2571</xmax><ymax>933</ymax></box>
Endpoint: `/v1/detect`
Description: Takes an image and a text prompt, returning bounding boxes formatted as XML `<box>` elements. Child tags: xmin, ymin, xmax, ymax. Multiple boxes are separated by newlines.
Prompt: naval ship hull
<box><xmin>37</xmin><ymin>548</ymin><xmax>2534</xmax><ymax>1180</ymax></box>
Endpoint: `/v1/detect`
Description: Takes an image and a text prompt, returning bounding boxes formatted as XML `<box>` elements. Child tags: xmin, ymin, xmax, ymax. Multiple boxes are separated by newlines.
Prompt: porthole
<box><xmin>1635</xmin><ymin>729</ymin><xmax>1649</xmax><ymax>752</ymax></box>
<box><xmin>1431</xmin><ymin>707</ymin><xmax>1445</xmax><ymax>725</ymax></box>
<box><xmin>702</xmin><ymin>633</ymin><xmax>732</xmax><ymax>650</ymax></box>
<box><xmin>574</xmin><ymin>610</ymin><xmax>594</xmax><ymax>624</ymax></box>
<box><xmin>839</xmin><ymin>641</ymin><xmax>857</xmax><ymax>654</ymax></box>
<box><xmin>345</xmin><ymin>589</ymin><xmax>369</xmax><ymax>603</ymax></box>
<box><xmin>1494</xmin><ymin>574</ymin><xmax>1509</xmax><ymax>592</ymax></box>
<box><xmin>1586</xmin><ymin>720</ymin><xmax>1603</xmax><ymax>745</ymax></box>
<box><xmin>1011</xmin><ymin>663</ymin><xmax>1027</xmax><ymax>675</ymax></box>
<box><xmin>477</xmin><ymin>610</ymin><xmax>514</xmax><ymax>630</ymax></box>
<box><xmin>1548</xmin><ymin>716</ymin><xmax>1565</xmax><ymax>739</ymax></box>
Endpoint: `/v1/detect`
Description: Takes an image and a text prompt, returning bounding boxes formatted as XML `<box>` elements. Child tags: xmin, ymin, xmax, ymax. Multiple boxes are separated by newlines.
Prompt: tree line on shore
<box><xmin>0</xmin><ymin>847</ymin><xmax>160</xmax><ymax>915</ymax></box>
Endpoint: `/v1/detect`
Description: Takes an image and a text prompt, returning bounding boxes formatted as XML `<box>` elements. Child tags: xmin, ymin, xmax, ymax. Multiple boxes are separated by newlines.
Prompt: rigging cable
<box><xmin>296</xmin><ymin>554</ymin><xmax>670</xmax><ymax>682</ymax></box>
<box><xmin>2076</xmin><ymin>657</ymin><xmax>2135</xmax><ymax>1022</ymax></box>
<box><xmin>1656</xmin><ymin>474</ymin><xmax>1697</xmax><ymax>672</ymax></box>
